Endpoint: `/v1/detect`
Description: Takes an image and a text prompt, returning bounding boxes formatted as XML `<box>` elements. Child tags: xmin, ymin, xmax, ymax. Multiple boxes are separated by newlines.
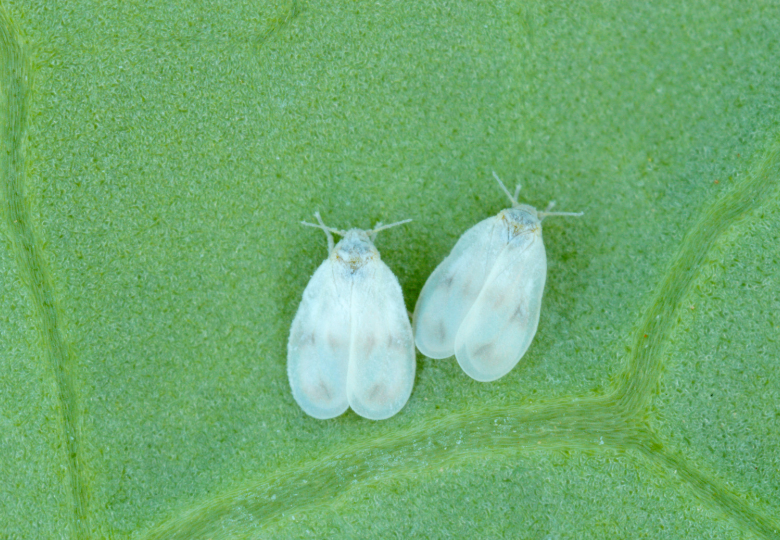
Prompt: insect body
<box><xmin>413</xmin><ymin>173</ymin><xmax>581</xmax><ymax>382</ymax></box>
<box><xmin>288</xmin><ymin>213</ymin><xmax>415</xmax><ymax>420</ymax></box>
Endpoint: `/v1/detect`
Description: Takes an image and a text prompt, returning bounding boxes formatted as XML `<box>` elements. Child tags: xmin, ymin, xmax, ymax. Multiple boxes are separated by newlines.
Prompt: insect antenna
<box><xmin>538</xmin><ymin>211</ymin><xmax>583</xmax><ymax>219</ymax></box>
<box><xmin>368</xmin><ymin>218</ymin><xmax>412</xmax><ymax>240</ymax></box>
<box><xmin>538</xmin><ymin>201</ymin><xmax>583</xmax><ymax>220</ymax></box>
<box><xmin>493</xmin><ymin>172</ymin><xmax>583</xmax><ymax>220</ymax></box>
<box><xmin>492</xmin><ymin>171</ymin><xmax>521</xmax><ymax>207</ymax></box>
<box><xmin>301</xmin><ymin>211</ymin><xmax>347</xmax><ymax>252</ymax></box>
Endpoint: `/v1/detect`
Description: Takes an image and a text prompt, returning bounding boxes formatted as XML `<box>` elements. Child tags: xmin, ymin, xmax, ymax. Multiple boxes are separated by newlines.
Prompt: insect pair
<box><xmin>287</xmin><ymin>173</ymin><xmax>582</xmax><ymax>420</ymax></box>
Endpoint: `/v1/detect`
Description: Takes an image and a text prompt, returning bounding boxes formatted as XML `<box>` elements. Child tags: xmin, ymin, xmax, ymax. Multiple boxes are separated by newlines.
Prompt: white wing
<box><xmin>413</xmin><ymin>217</ymin><xmax>507</xmax><ymax>359</ymax></box>
<box><xmin>347</xmin><ymin>260</ymin><xmax>415</xmax><ymax>420</ymax></box>
<box><xmin>287</xmin><ymin>261</ymin><xmax>352</xmax><ymax>419</ymax></box>
<box><xmin>454</xmin><ymin>232</ymin><xmax>546</xmax><ymax>381</ymax></box>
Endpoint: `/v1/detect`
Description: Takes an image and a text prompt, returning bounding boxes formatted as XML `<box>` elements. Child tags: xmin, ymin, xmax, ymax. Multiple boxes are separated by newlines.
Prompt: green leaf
<box><xmin>2</xmin><ymin>0</ymin><xmax>779</xmax><ymax>538</ymax></box>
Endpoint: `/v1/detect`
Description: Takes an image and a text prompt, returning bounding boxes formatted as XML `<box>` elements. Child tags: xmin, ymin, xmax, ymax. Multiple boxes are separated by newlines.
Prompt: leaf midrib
<box><xmin>0</xmin><ymin>6</ymin><xmax>89</xmax><ymax>539</ymax></box>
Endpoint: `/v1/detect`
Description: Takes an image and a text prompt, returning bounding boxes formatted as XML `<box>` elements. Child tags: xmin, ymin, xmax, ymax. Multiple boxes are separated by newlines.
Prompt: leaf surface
<box><xmin>2</xmin><ymin>0</ymin><xmax>779</xmax><ymax>538</ymax></box>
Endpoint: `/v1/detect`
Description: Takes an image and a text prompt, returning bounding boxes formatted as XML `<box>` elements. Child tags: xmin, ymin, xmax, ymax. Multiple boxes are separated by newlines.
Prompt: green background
<box><xmin>2</xmin><ymin>0</ymin><xmax>779</xmax><ymax>538</ymax></box>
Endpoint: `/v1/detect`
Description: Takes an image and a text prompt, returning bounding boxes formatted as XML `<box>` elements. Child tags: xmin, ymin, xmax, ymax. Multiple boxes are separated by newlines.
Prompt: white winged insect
<box><xmin>413</xmin><ymin>172</ymin><xmax>582</xmax><ymax>382</ymax></box>
<box><xmin>288</xmin><ymin>212</ymin><xmax>416</xmax><ymax>420</ymax></box>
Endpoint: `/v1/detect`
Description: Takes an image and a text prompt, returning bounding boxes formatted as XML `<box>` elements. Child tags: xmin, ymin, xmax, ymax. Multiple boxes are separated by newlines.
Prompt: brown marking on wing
<box><xmin>305</xmin><ymin>378</ymin><xmax>332</xmax><ymax>401</ymax></box>
<box><xmin>511</xmin><ymin>302</ymin><xmax>528</xmax><ymax>325</ymax></box>
<box><xmin>365</xmin><ymin>383</ymin><xmax>388</xmax><ymax>404</ymax></box>
<box><xmin>362</xmin><ymin>334</ymin><xmax>377</xmax><ymax>356</ymax></box>
<box><xmin>387</xmin><ymin>334</ymin><xmax>408</xmax><ymax>351</ymax></box>
<box><xmin>436</xmin><ymin>320</ymin><xmax>448</xmax><ymax>341</ymax></box>
<box><xmin>473</xmin><ymin>343</ymin><xmax>494</xmax><ymax>360</ymax></box>
<box><xmin>491</xmin><ymin>293</ymin><xmax>508</xmax><ymax>309</ymax></box>
<box><xmin>327</xmin><ymin>333</ymin><xmax>343</xmax><ymax>350</ymax></box>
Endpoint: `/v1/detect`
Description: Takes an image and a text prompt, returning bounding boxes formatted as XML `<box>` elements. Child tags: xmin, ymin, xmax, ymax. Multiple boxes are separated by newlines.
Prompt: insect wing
<box><xmin>454</xmin><ymin>232</ymin><xmax>546</xmax><ymax>382</ymax></box>
<box><xmin>413</xmin><ymin>217</ymin><xmax>507</xmax><ymax>359</ymax></box>
<box><xmin>287</xmin><ymin>262</ymin><xmax>351</xmax><ymax>419</ymax></box>
<box><xmin>347</xmin><ymin>260</ymin><xmax>415</xmax><ymax>420</ymax></box>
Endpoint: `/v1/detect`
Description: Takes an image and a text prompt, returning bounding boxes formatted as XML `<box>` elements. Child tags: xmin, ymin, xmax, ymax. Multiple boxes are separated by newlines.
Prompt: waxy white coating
<box><xmin>288</xmin><ymin>213</ymin><xmax>415</xmax><ymax>419</ymax></box>
<box><xmin>413</xmin><ymin>173</ymin><xmax>581</xmax><ymax>382</ymax></box>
